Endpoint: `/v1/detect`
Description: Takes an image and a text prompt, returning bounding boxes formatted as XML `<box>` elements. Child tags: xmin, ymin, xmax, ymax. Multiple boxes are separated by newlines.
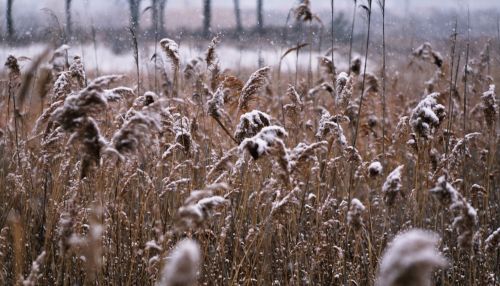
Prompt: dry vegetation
<box><xmin>0</xmin><ymin>1</ymin><xmax>500</xmax><ymax>286</ymax></box>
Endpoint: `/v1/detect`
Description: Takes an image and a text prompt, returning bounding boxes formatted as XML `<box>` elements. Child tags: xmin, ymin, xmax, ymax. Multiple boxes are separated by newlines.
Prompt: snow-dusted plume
<box><xmin>368</xmin><ymin>161</ymin><xmax>383</xmax><ymax>177</ymax></box>
<box><xmin>207</xmin><ymin>87</ymin><xmax>225</xmax><ymax>119</ymax></box>
<box><xmin>52</xmin><ymin>74</ymin><xmax>123</xmax><ymax>131</ymax></box>
<box><xmin>451</xmin><ymin>196</ymin><xmax>478</xmax><ymax>249</ymax></box>
<box><xmin>49</xmin><ymin>75</ymin><xmax>124</xmax><ymax>177</ymax></box>
<box><xmin>347</xmin><ymin>198</ymin><xmax>365</xmax><ymax>230</ymax></box>
<box><xmin>429</xmin><ymin>176</ymin><xmax>460</xmax><ymax>206</ymax></box>
<box><xmin>430</xmin><ymin>176</ymin><xmax>478</xmax><ymax>248</ymax></box>
<box><xmin>382</xmin><ymin>165</ymin><xmax>404</xmax><ymax>206</ymax></box>
<box><xmin>350</xmin><ymin>57</ymin><xmax>361</xmax><ymax>75</ymax></box>
<box><xmin>157</xmin><ymin>239</ymin><xmax>201</xmax><ymax>286</ymax></box>
<box><xmin>481</xmin><ymin>84</ymin><xmax>497</xmax><ymax>129</ymax></box>
<box><xmin>412</xmin><ymin>42</ymin><xmax>443</xmax><ymax>69</ymax></box>
<box><xmin>238</xmin><ymin>66</ymin><xmax>271</xmax><ymax>112</ymax></box>
<box><xmin>69</xmin><ymin>55</ymin><xmax>86</xmax><ymax>89</ymax></box>
<box><xmin>447</xmin><ymin>133</ymin><xmax>481</xmax><ymax>175</ymax></box>
<box><xmin>112</xmin><ymin>100</ymin><xmax>162</xmax><ymax>156</ymax></box>
<box><xmin>239</xmin><ymin>126</ymin><xmax>288</xmax><ymax>160</ymax></box>
<box><xmin>173</xmin><ymin>116</ymin><xmax>196</xmax><ymax>154</ymax></box>
<box><xmin>410</xmin><ymin>93</ymin><xmax>446</xmax><ymax>139</ymax></box>
<box><xmin>284</xmin><ymin>85</ymin><xmax>304</xmax><ymax>119</ymax></box>
<box><xmin>205</xmin><ymin>35</ymin><xmax>220</xmax><ymax>69</ymax></box>
<box><xmin>316</xmin><ymin>109</ymin><xmax>348</xmax><ymax>149</ymax></box>
<box><xmin>177</xmin><ymin>184</ymin><xmax>229</xmax><ymax>229</ymax></box>
<box><xmin>485</xmin><ymin>227</ymin><xmax>500</xmax><ymax>251</ymax></box>
<box><xmin>377</xmin><ymin>229</ymin><xmax>447</xmax><ymax>286</ymax></box>
<box><xmin>22</xmin><ymin>251</ymin><xmax>46</xmax><ymax>286</ymax></box>
<box><xmin>159</xmin><ymin>38</ymin><xmax>180</xmax><ymax>72</ymax></box>
<box><xmin>234</xmin><ymin>110</ymin><xmax>271</xmax><ymax>144</ymax></box>
<box><xmin>335</xmin><ymin>72</ymin><xmax>353</xmax><ymax>110</ymax></box>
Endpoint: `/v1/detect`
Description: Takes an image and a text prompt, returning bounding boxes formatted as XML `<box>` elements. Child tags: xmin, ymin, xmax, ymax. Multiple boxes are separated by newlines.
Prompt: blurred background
<box><xmin>1</xmin><ymin>0</ymin><xmax>499</xmax><ymax>73</ymax></box>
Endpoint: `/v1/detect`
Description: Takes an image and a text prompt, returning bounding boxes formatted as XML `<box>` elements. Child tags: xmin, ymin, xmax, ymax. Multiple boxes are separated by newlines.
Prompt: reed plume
<box><xmin>481</xmin><ymin>84</ymin><xmax>497</xmax><ymax>129</ymax></box>
<box><xmin>234</xmin><ymin>110</ymin><xmax>271</xmax><ymax>144</ymax></box>
<box><xmin>376</xmin><ymin>229</ymin><xmax>447</xmax><ymax>286</ymax></box>
<box><xmin>382</xmin><ymin>165</ymin><xmax>404</xmax><ymax>206</ymax></box>
<box><xmin>237</xmin><ymin>66</ymin><xmax>271</xmax><ymax>112</ymax></box>
<box><xmin>157</xmin><ymin>239</ymin><xmax>201</xmax><ymax>286</ymax></box>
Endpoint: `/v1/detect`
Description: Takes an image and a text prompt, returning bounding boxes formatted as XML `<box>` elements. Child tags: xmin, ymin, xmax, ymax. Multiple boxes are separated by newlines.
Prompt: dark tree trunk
<box><xmin>129</xmin><ymin>0</ymin><xmax>141</xmax><ymax>32</ymax></box>
<box><xmin>151</xmin><ymin>0</ymin><xmax>158</xmax><ymax>33</ymax></box>
<box><xmin>203</xmin><ymin>0</ymin><xmax>211</xmax><ymax>38</ymax></box>
<box><xmin>159</xmin><ymin>0</ymin><xmax>167</xmax><ymax>36</ymax></box>
<box><xmin>65</xmin><ymin>0</ymin><xmax>72</xmax><ymax>39</ymax></box>
<box><xmin>256</xmin><ymin>0</ymin><xmax>263</xmax><ymax>34</ymax></box>
<box><xmin>7</xmin><ymin>0</ymin><xmax>14</xmax><ymax>41</ymax></box>
<box><xmin>233</xmin><ymin>0</ymin><xmax>242</xmax><ymax>33</ymax></box>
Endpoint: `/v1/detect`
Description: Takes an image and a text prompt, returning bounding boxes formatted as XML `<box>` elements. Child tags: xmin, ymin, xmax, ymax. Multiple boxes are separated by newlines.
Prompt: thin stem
<box><xmin>13</xmin><ymin>94</ymin><xmax>21</xmax><ymax>167</ymax></box>
<box><xmin>463</xmin><ymin>8</ymin><xmax>470</xmax><ymax>135</ymax></box>
<box><xmin>380</xmin><ymin>0</ymin><xmax>386</xmax><ymax>162</ymax></box>
<box><xmin>445</xmin><ymin>18</ymin><xmax>458</xmax><ymax>156</ymax></box>
<box><xmin>348</xmin><ymin>0</ymin><xmax>357</xmax><ymax>75</ymax></box>
<box><xmin>463</xmin><ymin>8</ymin><xmax>470</xmax><ymax>196</ymax></box>
<box><xmin>213</xmin><ymin>117</ymin><xmax>238</xmax><ymax>144</ymax></box>
<box><xmin>154</xmin><ymin>1</ymin><xmax>159</xmax><ymax>94</ymax></box>
<box><xmin>295</xmin><ymin>42</ymin><xmax>300</xmax><ymax>86</ymax></box>
<box><xmin>352</xmin><ymin>2</ymin><xmax>372</xmax><ymax>148</ymax></box>
<box><xmin>497</xmin><ymin>15</ymin><xmax>500</xmax><ymax>60</ymax></box>
<box><xmin>447</xmin><ymin>53</ymin><xmax>461</xmax><ymax>158</ymax></box>
<box><xmin>307</xmin><ymin>22</ymin><xmax>313</xmax><ymax>90</ymax></box>
<box><xmin>331</xmin><ymin>0</ymin><xmax>335</xmax><ymax>85</ymax></box>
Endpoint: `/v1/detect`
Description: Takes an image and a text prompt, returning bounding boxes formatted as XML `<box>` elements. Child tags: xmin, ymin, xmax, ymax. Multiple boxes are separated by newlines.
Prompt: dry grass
<box><xmin>0</xmin><ymin>10</ymin><xmax>499</xmax><ymax>286</ymax></box>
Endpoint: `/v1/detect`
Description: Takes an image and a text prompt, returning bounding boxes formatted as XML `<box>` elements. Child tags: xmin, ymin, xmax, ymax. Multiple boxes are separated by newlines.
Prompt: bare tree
<box><xmin>233</xmin><ymin>0</ymin><xmax>242</xmax><ymax>33</ymax></box>
<box><xmin>128</xmin><ymin>0</ymin><xmax>141</xmax><ymax>32</ymax></box>
<box><xmin>7</xmin><ymin>0</ymin><xmax>14</xmax><ymax>41</ymax></box>
<box><xmin>203</xmin><ymin>0</ymin><xmax>211</xmax><ymax>38</ymax></box>
<box><xmin>256</xmin><ymin>0</ymin><xmax>263</xmax><ymax>33</ymax></box>
<box><xmin>150</xmin><ymin>0</ymin><xmax>159</xmax><ymax>33</ymax></box>
<box><xmin>65</xmin><ymin>0</ymin><xmax>73</xmax><ymax>39</ymax></box>
<box><xmin>159</xmin><ymin>0</ymin><xmax>167</xmax><ymax>36</ymax></box>
<box><xmin>150</xmin><ymin>0</ymin><xmax>167</xmax><ymax>36</ymax></box>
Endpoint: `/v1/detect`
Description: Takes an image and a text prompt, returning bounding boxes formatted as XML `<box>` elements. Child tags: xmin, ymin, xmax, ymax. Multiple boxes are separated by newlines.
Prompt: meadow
<box><xmin>0</xmin><ymin>0</ymin><xmax>499</xmax><ymax>285</ymax></box>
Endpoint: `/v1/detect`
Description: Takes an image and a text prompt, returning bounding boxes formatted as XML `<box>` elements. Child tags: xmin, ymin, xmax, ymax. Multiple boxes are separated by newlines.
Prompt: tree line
<box><xmin>4</xmin><ymin>0</ymin><xmax>266</xmax><ymax>42</ymax></box>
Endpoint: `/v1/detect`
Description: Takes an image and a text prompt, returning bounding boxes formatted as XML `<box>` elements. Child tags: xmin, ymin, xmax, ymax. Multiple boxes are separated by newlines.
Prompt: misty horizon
<box><xmin>1</xmin><ymin>0</ymin><xmax>498</xmax><ymax>35</ymax></box>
